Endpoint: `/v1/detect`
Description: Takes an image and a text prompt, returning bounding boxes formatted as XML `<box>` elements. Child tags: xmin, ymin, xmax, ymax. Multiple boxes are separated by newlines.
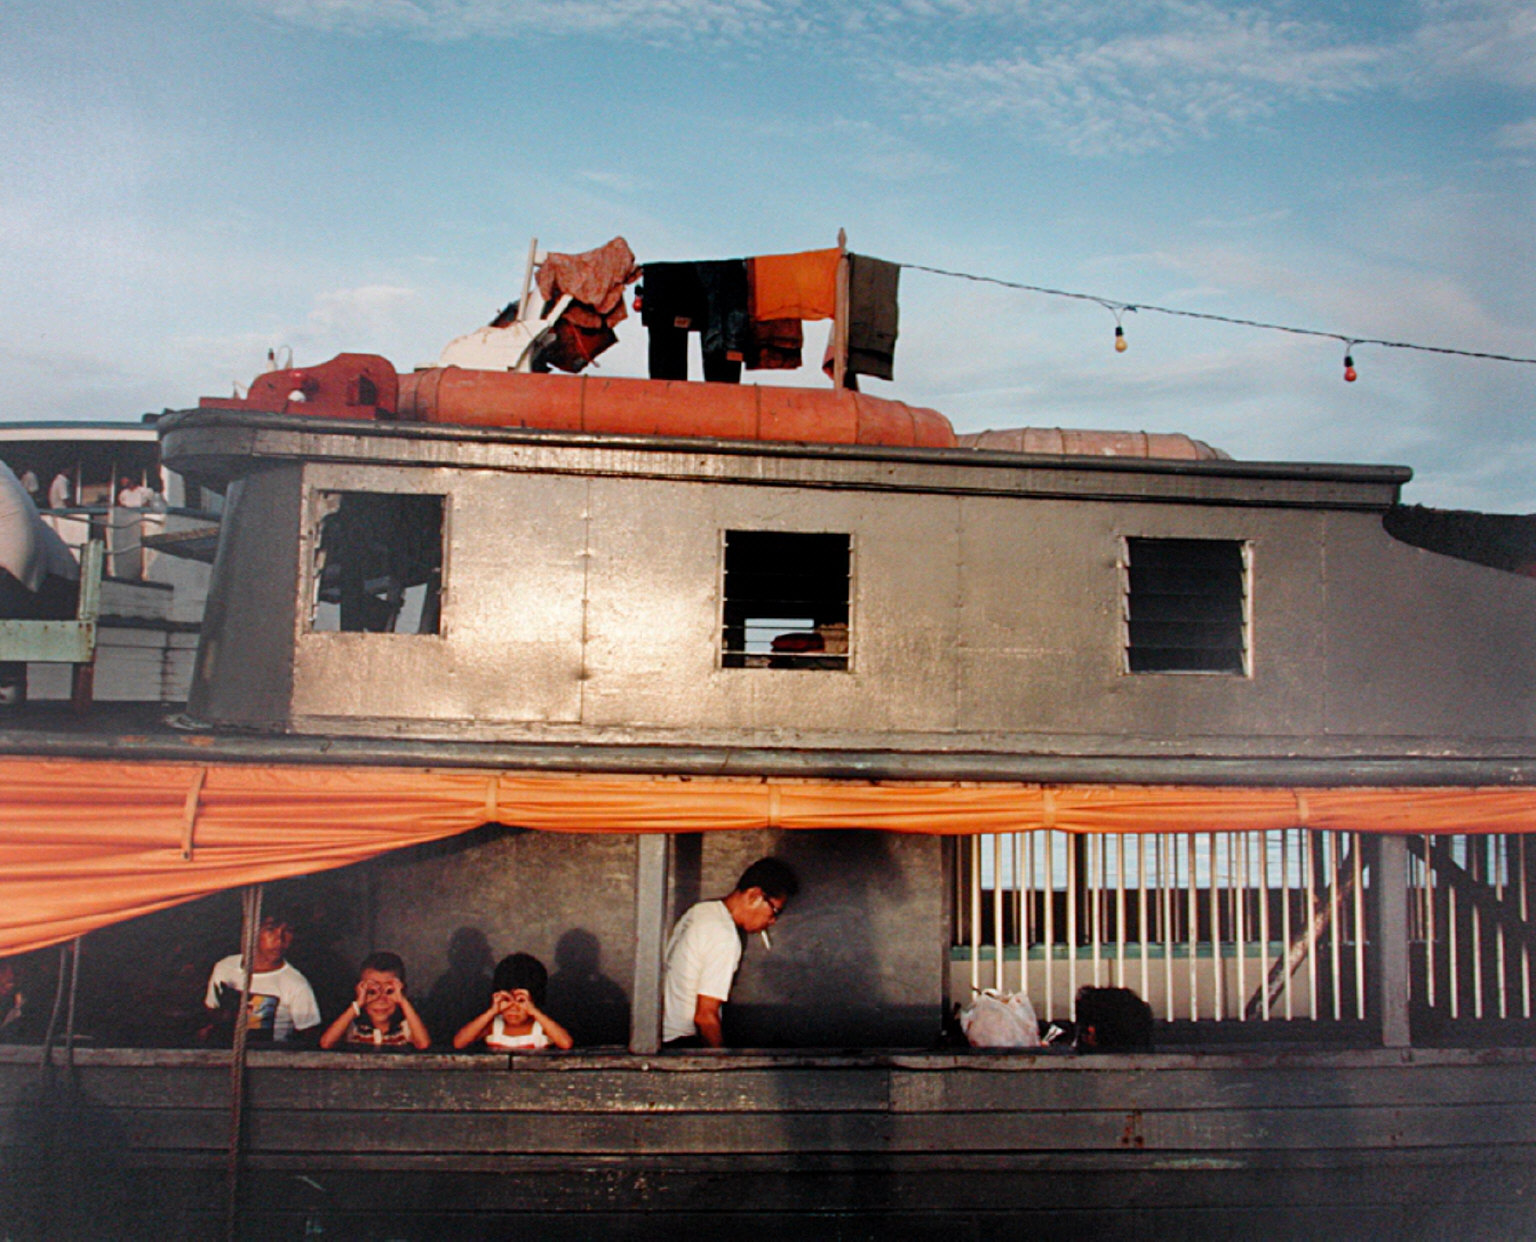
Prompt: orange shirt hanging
<box><xmin>748</xmin><ymin>248</ymin><xmax>841</xmax><ymax>322</ymax></box>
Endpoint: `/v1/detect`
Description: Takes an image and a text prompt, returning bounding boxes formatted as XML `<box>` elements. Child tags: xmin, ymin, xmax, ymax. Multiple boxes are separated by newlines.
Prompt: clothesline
<box><xmin>896</xmin><ymin>260</ymin><xmax>1536</xmax><ymax>366</ymax></box>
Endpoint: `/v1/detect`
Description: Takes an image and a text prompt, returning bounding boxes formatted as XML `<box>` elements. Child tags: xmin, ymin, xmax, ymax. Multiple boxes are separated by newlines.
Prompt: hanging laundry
<box><xmin>746</xmin><ymin>318</ymin><xmax>804</xmax><ymax>371</ymax></box>
<box><xmin>640</xmin><ymin>260</ymin><xmax>750</xmax><ymax>383</ymax></box>
<box><xmin>534</xmin><ymin>304</ymin><xmax>618</xmax><ymax>375</ymax></box>
<box><xmin>531</xmin><ymin>236</ymin><xmax>638</xmax><ymax>373</ymax></box>
<box><xmin>535</xmin><ymin>236</ymin><xmax>638</xmax><ymax>318</ymax></box>
<box><xmin>748</xmin><ymin>248</ymin><xmax>840</xmax><ymax>322</ymax></box>
<box><xmin>824</xmin><ymin>253</ymin><xmax>900</xmax><ymax>385</ymax></box>
<box><xmin>698</xmin><ymin>261</ymin><xmax>750</xmax><ymax>367</ymax></box>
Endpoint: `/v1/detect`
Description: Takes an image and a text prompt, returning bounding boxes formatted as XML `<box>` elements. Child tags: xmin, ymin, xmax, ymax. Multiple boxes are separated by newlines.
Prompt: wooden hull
<box><xmin>5</xmin><ymin>1046</ymin><xmax>1534</xmax><ymax>1237</ymax></box>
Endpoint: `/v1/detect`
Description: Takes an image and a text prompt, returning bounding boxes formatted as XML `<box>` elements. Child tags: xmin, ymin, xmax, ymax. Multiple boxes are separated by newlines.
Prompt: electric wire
<box><xmin>898</xmin><ymin>261</ymin><xmax>1536</xmax><ymax>366</ymax></box>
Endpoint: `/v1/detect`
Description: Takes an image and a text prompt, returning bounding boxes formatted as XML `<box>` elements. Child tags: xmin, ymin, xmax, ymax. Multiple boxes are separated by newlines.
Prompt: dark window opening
<box><xmin>1124</xmin><ymin>537</ymin><xmax>1247</xmax><ymax>674</ymax></box>
<box><xmin>723</xmin><ymin>531</ymin><xmax>850</xmax><ymax>670</ymax></box>
<box><xmin>312</xmin><ymin>491</ymin><xmax>445</xmax><ymax>634</ymax></box>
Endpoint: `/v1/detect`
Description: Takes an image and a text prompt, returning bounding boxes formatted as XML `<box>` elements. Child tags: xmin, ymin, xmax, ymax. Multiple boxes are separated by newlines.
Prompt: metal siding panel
<box><xmin>583</xmin><ymin>480</ymin><xmax>961</xmax><ymax>735</ymax></box>
<box><xmin>291</xmin><ymin>466</ymin><xmax>586</xmax><ymax>725</ymax></box>
<box><xmin>1322</xmin><ymin>513</ymin><xmax>1536</xmax><ymax>738</ymax></box>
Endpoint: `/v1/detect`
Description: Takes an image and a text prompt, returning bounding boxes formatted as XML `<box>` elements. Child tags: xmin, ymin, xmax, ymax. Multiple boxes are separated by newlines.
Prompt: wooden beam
<box><xmin>630</xmin><ymin>833</ymin><xmax>669</xmax><ymax>1054</ymax></box>
<box><xmin>832</xmin><ymin>228</ymin><xmax>849</xmax><ymax>390</ymax></box>
<box><xmin>1407</xmin><ymin>836</ymin><xmax>1536</xmax><ymax>955</ymax></box>
<box><xmin>1245</xmin><ymin>837</ymin><xmax>1356</xmax><ymax>1020</ymax></box>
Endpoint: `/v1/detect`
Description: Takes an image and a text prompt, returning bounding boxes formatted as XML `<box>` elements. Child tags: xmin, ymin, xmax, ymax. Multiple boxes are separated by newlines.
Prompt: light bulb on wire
<box><xmin>1343</xmin><ymin>353</ymin><xmax>1357</xmax><ymax>383</ymax></box>
<box><xmin>1114</xmin><ymin>325</ymin><xmax>1127</xmax><ymax>353</ymax></box>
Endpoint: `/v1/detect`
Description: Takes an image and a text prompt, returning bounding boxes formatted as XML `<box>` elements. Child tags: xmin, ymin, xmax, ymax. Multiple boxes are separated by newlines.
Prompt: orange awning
<box><xmin>3</xmin><ymin>755</ymin><xmax>1534</xmax><ymax>955</ymax></box>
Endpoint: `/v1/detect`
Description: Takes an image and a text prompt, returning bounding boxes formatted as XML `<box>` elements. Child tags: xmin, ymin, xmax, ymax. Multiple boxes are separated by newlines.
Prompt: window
<box><xmin>1122</xmin><ymin>537</ymin><xmax>1248</xmax><ymax>674</ymax></box>
<box><xmin>722</xmin><ymin>531</ymin><xmax>850</xmax><ymax>670</ymax></box>
<box><xmin>311</xmin><ymin>492</ymin><xmax>445</xmax><ymax>634</ymax></box>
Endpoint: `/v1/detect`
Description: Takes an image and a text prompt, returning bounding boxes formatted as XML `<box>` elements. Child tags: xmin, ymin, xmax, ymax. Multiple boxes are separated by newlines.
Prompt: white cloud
<box><xmin>888</xmin><ymin>5</ymin><xmax>1390</xmax><ymax>157</ymax></box>
<box><xmin>244</xmin><ymin>0</ymin><xmax>795</xmax><ymax>41</ymax></box>
<box><xmin>238</xmin><ymin>1</ymin><xmax>1536</xmax><ymax>156</ymax></box>
<box><xmin>1494</xmin><ymin>117</ymin><xmax>1536</xmax><ymax>148</ymax></box>
<box><xmin>1405</xmin><ymin>0</ymin><xmax>1536</xmax><ymax>92</ymax></box>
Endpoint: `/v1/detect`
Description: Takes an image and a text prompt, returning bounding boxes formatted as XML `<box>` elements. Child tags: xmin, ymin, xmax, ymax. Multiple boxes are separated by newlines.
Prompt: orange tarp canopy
<box><xmin>3</xmin><ymin>756</ymin><xmax>1535</xmax><ymax>955</ymax></box>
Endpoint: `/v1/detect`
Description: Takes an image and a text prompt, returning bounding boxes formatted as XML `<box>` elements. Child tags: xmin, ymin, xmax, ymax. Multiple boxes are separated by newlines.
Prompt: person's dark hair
<box><xmin>360</xmin><ymin>951</ymin><xmax>406</xmax><ymax>984</ymax></box>
<box><xmin>735</xmin><ymin>857</ymin><xmax>799</xmax><ymax>902</ymax></box>
<box><xmin>492</xmin><ymin>953</ymin><xmax>548</xmax><ymax>1006</ymax></box>
<box><xmin>1073</xmin><ymin>986</ymin><xmax>1153</xmax><ymax>1052</ymax></box>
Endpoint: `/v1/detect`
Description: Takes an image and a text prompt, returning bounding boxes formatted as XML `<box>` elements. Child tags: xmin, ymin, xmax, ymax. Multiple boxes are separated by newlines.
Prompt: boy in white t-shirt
<box><xmin>202</xmin><ymin>913</ymin><xmax>321</xmax><ymax>1044</ymax></box>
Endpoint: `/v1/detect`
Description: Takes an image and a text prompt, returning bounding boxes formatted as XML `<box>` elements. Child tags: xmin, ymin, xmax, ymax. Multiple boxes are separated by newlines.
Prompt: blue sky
<box><xmin>4</xmin><ymin>0</ymin><xmax>1533</xmax><ymax>509</ymax></box>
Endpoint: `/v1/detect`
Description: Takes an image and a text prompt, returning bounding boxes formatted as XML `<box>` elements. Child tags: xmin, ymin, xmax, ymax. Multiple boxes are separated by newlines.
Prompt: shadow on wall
<box><xmin>727</xmin><ymin>830</ymin><xmax>928</xmax><ymax>1048</ymax></box>
<box><xmin>419</xmin><ymin>926</ymin><xmax>495</xmax><ymax>1047</ymax></box>
<box><xmin>546</xmin><ymin>928</ymin><xmax>629</xmax><ymax>1048</ymax></box>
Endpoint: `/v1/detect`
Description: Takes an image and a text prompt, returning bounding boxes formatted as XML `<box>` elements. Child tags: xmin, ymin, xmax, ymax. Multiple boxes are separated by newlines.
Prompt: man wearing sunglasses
<box><xmin>662</xmin><ymin>857</ymin><xmax>798</xmax><ymax>1049</ymax></box>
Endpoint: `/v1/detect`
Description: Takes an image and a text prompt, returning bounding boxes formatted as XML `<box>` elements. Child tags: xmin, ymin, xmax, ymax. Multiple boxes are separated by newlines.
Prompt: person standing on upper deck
<box><xmin>662</xmin><ymin>857</ymin><xmax>798</xmax><ymax>1049</ymax></box>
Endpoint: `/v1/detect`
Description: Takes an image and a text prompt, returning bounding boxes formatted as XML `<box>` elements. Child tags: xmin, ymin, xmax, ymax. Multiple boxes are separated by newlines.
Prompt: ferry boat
<box><xmin>2</xmin><ymin>241</ymin><xmax>1534</xmax><ymax>1238</ymax></box>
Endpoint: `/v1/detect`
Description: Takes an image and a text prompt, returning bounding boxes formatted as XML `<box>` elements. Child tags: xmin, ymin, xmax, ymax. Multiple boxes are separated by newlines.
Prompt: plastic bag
<box><xmin>959</xmin><ymin>990</ymin><xmax>1042</xmax><ymax>1048</ymax></box>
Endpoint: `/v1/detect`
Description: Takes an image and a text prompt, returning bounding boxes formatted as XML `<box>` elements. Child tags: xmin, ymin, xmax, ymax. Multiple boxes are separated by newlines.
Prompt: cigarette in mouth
<box><xmin>760</xmin><ymin>929</ymin><xmax>772</xmax><ymax>951</ymax></box>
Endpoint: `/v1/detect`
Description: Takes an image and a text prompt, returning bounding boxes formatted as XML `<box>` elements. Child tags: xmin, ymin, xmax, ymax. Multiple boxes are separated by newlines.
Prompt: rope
<box><xmin>225</xmin><ymin>884</ymin><xmax>263</xmax><ymax>1242</ymax></box>
<box><xmin>63</xmin><ymin>936</ymin><xmax>81</xmax><ymax>1076</ymax></box>
<box><xmin>38</xmin><ymin>939</ymin><xmax>72</xmax><ymax>1085</ymax></box>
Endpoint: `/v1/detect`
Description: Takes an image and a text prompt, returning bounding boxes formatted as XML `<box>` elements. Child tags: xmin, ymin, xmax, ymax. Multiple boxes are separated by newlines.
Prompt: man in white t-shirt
<box><xmin>662</xmin><ymin>857</ymin><xmax>798</xmax><ymax>1049</ymax></box>
<box><xmin>203</xmin><ymin>913</ymin><xmax>321</xmax><ymax>1044</ymax></box>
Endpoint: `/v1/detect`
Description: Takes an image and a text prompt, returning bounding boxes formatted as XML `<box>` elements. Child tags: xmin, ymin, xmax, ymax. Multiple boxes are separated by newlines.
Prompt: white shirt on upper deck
<box><xmin>662</xmin><ymin>899</ymin><xmax>742</xmax><ymax>1043</ymax></box>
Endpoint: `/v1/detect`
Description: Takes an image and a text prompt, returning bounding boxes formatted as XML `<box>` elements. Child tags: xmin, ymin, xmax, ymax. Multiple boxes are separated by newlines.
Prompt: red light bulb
<box><xmin>1343</xmin><ymin>353</ymin><xmax>1357</xmax><ymax>383</ymax></box>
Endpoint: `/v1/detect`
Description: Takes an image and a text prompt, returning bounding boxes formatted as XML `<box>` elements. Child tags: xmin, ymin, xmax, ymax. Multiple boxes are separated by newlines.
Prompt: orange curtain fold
<box><xmin>2</xmin><ymin>756</ymin><xmax>1534</xmax><ymax>956</ymax></box>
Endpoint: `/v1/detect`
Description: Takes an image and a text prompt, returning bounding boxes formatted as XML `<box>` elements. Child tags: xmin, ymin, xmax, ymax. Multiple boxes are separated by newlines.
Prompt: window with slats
<box><xmin>1122</xmin><ymin>537</ymin><xmax>1248</xmax><ymax>675</ymax></box>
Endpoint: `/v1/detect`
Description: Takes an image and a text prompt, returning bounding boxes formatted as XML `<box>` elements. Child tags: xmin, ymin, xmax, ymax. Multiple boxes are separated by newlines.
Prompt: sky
<box><xmin>3</xmin><ymin>0</ymin><xmax>1533</xmax><ymax>511</ymax></box>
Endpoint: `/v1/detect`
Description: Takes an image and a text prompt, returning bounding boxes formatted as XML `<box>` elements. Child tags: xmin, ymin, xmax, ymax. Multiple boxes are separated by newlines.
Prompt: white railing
<box><xmin>956</xmin><ymin>829</ymin><xmax>1369</xmax><ymax>1024</ymax></box>
<box><xmin>957</xmin><ymin>829</ymin><xmax>1536</xmax><ymax>1032</ymax></box>
<box><xmin>1411</xmin><ymin>833</ymin><xmax>1533</xmax><ymax>1023</ymax></box>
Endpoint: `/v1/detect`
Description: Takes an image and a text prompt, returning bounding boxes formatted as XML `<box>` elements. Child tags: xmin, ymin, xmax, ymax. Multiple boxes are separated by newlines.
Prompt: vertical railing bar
<box><xmin>1520</xmin><ymin>834</ymin><xmax>1531</xmax><ymax>1020</ymax></box>
<box><xmin>1138</xmin><ymin>832</ymin><xmax>1151</xmax><ymax>1004</ymax></box>
<box><xmin>1044</xmin><ymin>830</ymin><xmax>1056</xmax><ymax>1022</ymax></box>
<box><xmin>1187</xmin><ymin>832</ymin><xmax>1199</xmax><ymax>1022</ymax></box>
<box><xmin>1210</xmin><ymin>832</ymin><xmax>1224</xmax><ymax>1020</ymax></box>
<box><xmin>1425</xmin><ymin>834</ymin><xmax>1437</xmax><ymax>1011</ymax></box>
<box><xmin>1406</xmin><ymin>843</ymin><xmax>1418</xmax><ymax>1003</ymax></box>
<box><xmin>1328</xmin><ymin>832</ymin><xmax>1343</xmax><ymax>1022</ymax></box>
<box><xmin>1494</xmin><ymin>835</ymin><xmax>1508</xmax><ymax>1020</ymax></box>
<box><xmin>1234</xmin><ymin>831</ymin><xmax>1248</xmax><ymax>1021</ymax></box>
<box><xmin>1115</xmin><ymin>833</ymin><xmax>1127</xmax><ymax>989</ymax></box>
<box><xmin>1306</xmin><ymin>831</ymin><xmax>1319</xmax><ymax>1021</ymax></box>
<box><xmin>1162</xmin><ymin>833</ymin><xmax>1175</xmax><ymax>1021</ymax></box>
<box><xmin>1281</xmin><ymin>828</ymin><xmax>1293</xmax><ymax>1021</ymax></box>
<box><xmin>1090</xmin><ymin>835</ymin><xmax>1103</xmax><ymax>988</ymax></box>
<box><xmin>969</xmin><ymin>835</ymin><xmax>982</xmax><ymax>998</ymax></box>
<box><xmin>1018</xmin><ymin>832</ymin><xmax>1029</xmax><ymax>998</ymax></box>
<box><xmin>1258</xmin><ymin>829</ymin><xmax>1272</xmax><ymax>1021</ymax></box>
<box><xmin>992</xmin><ymin>832</ymin><xmax>1005</xmax><ymax>994</ymax></box>
<box><xmin>1471</xmin><ymin>836</ymin><xmax>1484</xmax><ymax>1021</ymax></box>
<box><xmin>1448</xmin><ymin>836</ymin><xmax>1460</xmax><ymax>1021</ymax></box>
<box><xmin>1352</xmin><ymin>832</ymin><xmax>1366</xmax><ymax>1022</ymax></box>
<box><xmin>1067</xmin><ymin>833</ymin><xmax>1079</xmax><ymax>1009</ymax></box>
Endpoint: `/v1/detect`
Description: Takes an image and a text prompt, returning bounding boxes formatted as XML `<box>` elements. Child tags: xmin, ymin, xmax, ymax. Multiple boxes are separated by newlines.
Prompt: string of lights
<box><xmin>898</xmin><ymin>260</ymin><xmax>1536</xmax><ymax>382</ymax></box>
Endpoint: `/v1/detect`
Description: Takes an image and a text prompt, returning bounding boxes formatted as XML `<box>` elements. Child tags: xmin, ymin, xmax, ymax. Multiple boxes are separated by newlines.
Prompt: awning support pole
<box><xmin>630</xmin><ymin>834</ymin><xmax>669</xmax><ymax>1054</ymax></box>
<box><xmin>1372</xmin><ymin>835</ymin><xmax>1411</xmax><ymax>1047</ymax></box>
